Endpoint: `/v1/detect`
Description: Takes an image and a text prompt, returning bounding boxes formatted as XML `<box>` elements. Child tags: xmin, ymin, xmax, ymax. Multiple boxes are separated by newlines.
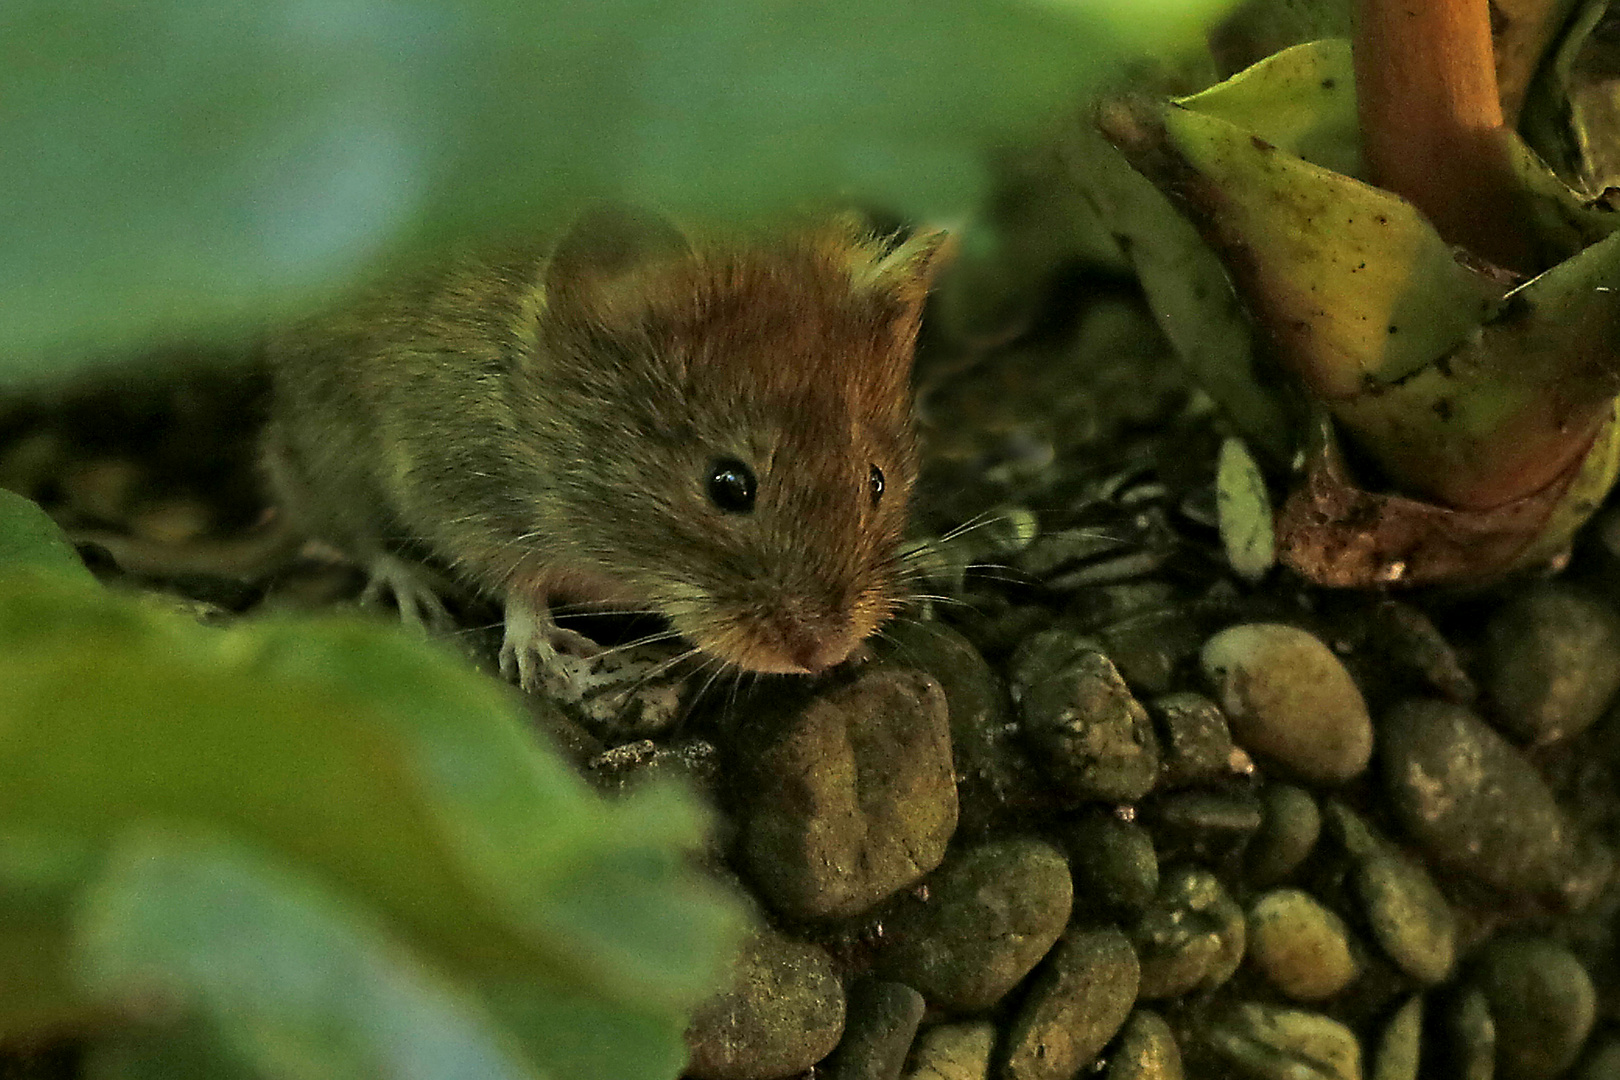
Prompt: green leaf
<box><xmin>2</xmin><ymin>0</ymin><xmax>1238</xmax><ymax>373</ymax></box>
<box><xmin>0</xmin><ymin>489</ymin><xmax>97</xmax><ymax>586</ymax></box>
<box><xmin>485</xmin><ymin>983</ymin><xmax>691</xmax><ymax>1080</ymax></box>
<box><xmin>73</xmin><ymin>827</ymin><xmax>540</xmax><ymax>1080</ymax></box>
<box><xmin>1068</xmin><ymin>126</ymin><xmax>1295</xmax><ymax>461</ymax></box>
<box><xmin>0</xmin><ymin>574</ymin><xmax>746</xmax><ymax>1073</ymax></box>
<box><xmin>1216</xmin><ymin>436</ymin><xmax>1275</xmax><ymax>582</ymax></box>
<box><xmin>1176</xmin><ymin>38</ymin><xmax>1361</xmax><ymax>177</ymax></box>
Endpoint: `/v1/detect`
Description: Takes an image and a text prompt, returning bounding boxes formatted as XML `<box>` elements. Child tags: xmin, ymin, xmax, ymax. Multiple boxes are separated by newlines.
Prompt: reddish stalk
<box><xmin>1353</xmin><ymin>0</ymin><xmax>1538</xmax><ymax>273</ymax></box>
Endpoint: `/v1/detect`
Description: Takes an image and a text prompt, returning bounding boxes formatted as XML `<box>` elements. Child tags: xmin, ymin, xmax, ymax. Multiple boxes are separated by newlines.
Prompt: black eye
<box><xmin>868</xmin><ymin>464</ymin><xmax>885</xmax><ymax>507</ymax></box>
<box><xmin>707</xmin><ymin>458</ymin><xmax>757</xmax><ymax>513</ymax></box>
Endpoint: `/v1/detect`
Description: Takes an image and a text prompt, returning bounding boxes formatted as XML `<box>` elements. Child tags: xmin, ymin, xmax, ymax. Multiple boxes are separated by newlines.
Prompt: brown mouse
<box><xmin>260</xmin><ymin>207</ymin><xmax>947</xmax><ymax>688</ymax></box>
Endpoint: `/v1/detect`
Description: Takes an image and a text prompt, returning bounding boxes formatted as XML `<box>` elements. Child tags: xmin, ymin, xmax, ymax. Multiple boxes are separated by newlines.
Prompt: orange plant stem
<box><xmin>1353</xmin><ymin>0</ymin><xmax>1537</xmax><ymax>273</ymax></box>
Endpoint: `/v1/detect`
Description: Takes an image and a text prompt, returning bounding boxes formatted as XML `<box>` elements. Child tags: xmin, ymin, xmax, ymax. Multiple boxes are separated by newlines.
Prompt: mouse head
<box><xmin>530</xmin><ymin>207</ymin><xmax>948</xmax><ymax>674</ymax></box>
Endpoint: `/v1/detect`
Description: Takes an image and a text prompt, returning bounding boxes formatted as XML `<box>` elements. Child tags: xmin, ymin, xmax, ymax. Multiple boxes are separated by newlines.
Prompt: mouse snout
<box><xmin>770</xmin><ymin>607</ymin><xmax>859</xmax><ymax>674</ymax></box>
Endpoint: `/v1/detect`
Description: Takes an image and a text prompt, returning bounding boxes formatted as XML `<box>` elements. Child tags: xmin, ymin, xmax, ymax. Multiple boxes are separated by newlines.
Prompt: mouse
<box><xmin>260</xmin><ymin>206</ymin><xmax>948</xmax><ymax>689</ymax></box>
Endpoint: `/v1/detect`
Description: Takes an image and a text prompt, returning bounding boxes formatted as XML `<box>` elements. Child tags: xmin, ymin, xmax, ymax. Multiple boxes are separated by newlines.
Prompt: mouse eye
<box><xmin>868</xmin><ymin>464</ymin><xmax>885</xmax><ymax>507</ymax></box>
<box><xmin>707</xmin><ymin>458</ymin><xmax>757</xmax><ymax>513</ymax></box>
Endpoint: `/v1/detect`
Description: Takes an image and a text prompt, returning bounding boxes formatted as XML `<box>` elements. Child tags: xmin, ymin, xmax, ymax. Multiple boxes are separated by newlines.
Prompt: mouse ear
<box><xmin>837</xmin><ymin>225</ymin><xmax>954</xmax><ymax>314</ymax></box>
<box><xmin>543</xmin><ymin>203</ymin><xmax>692</xmax><ymax>316</ymax></box>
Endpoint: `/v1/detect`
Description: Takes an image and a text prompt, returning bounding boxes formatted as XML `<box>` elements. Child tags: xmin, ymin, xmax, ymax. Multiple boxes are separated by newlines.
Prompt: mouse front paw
<box><xmin>499</xmin><ymin>595</ymin><xmax>601</xmax><ymax>692</ymax></box>
<box><xmin>361</xmin><ymin>554</ymin><xmax>453</xmax><ymax>634</ymax></box>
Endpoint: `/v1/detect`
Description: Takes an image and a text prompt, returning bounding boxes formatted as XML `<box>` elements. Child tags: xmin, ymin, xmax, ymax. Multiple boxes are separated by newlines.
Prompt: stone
<box><xmin>1202</xmin><ymin>1003</ymin><xmax>1362</xmax><ymax>1080</ymax></box>
<box><xmin>686</xmin><ymin>929</ymin><xmax>846</xmax><ymax>1080</ymax></box>
<box><xmin>1011</xmin><ymin>630</ymin><xmax>1160</xmax><ymax>802</ymax></box>
<box><xmin>1577</xmin><ymin>1040</ymin><xmax>1620</xmax><ymax>1080</ymax></box>
<box><xmin>1095</xmin><ymin>606</ymin><xmax>1207</xmax><ymax>697</ymax></box>
<box><xmin>1246</xmin><ymin>784</ymin><xmax>1320</xmax><ymax>886</ymax></box>
<box><xmin>734</xmin><ymin>667</ymin><xmax>957</xmax><ymax>920</ymax></box>
<box><xmin>822</xmin><ymin>978</ymin><xmax>927</xmax><ymax>1080</ymax></box>
<box><xmin>532</xmin><ymin>637</ymin><xmax>693</xmax><ymax>740</ymax></box>
<box><xmin>1446</xmin><ymin>987</ymin><xmax>1496</xmax><ymax>1080</ymax></box>
<box><xmin>1148</xmin><ymin>790</ymin><xmax>1263</xmax><ymax>864</ymax></box>
<box><xmin>1000</xmin><ymin>927</ymin><xmax>1140</xmax><ymax>1080</ymax></box>
<box><xmin>1482</xmin><ymin>584</ymin><xmax>1620</xmax><ymax>744</ymax></box>
<box><xmin>1062</xmin><ymin>813</ymin><xmax>1159</xmax><ymax>916</ymax></box>
<box><xmin>1367</xmin><ymin>599</ymin><xmax>1476</xmax><ymax>704</ymax></box>
<box><xmin>902</xmin><ymin>1023</ymin><xmax>995</xmax><ymax>1080</ymax></box>
<box><xmin>1200</xmin><ymin>623</ymin><xmax>1373</xmax><ymax>784</ymax></box>
<box><xmin>877</xmin><ymin>838</ymin><xmax>1072</xmax><ymax>1012</ymax></box>
<box><xmin>1326</xmin><ymin>805</ymin><xmax>1455</xmax><ymax>986</ymax></box>
<box><xmin>1246</xmin><ymin>889</ymin><xmax>1360</xmax><ymax>1002</ymax></box>
<box><xmin>1471</xmin><ymin>937</ymin><xmax>1596</xmax><ymax>1080</ymax></box>
<box><xmin>1150</xmin><ymin>691</ymin><xmax>1243</xmax><ymax>787</ymax></box>
<box><xmin>1133</xmin><ymin>866</ymin><xmax>1246</xmax><ymax>998</ymax></box>
<box><xmin>1105</xmin><ymin>1010</ymin><xmax>1184</xmax><ymax>1080</ymax></box>
<box><xmin>876</xmin><ymin>620</ymin><xmax>1032</xmax><ymax>836</ymax></box>
<box><xmin>1371</xmin><ymin>996</ymin><xmax>1421</xmax><ymax>1080</ymax></box>
<box><xmin>1380</xmin><ymin>698</ymin><xmax>1585</xmax><ymax>901</ymax></box>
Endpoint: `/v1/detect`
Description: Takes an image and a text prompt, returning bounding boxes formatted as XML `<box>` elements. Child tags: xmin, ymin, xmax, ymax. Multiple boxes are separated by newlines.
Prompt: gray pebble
<box><xmin>685</xmin><ymin>929</ymin><xmax>846</xmax><ymax>1080</ymax></box>
<box><xmin>902</xmin><ymin>1023</ymin><xmax>996</xmax><ymax>1080</ymax></box>
<box><xmin>1019</xmin><ymin>529</ymin><xmax>1134</xmax><ymax>579</ymax></box>
<box><xmin>586</xmin><ymin>737</ymin><xmax>721</xmax><ymax>802</ymax></box>
<box><xmin>1247</xmin><ymin>784</ymin><xmax>1321</xmax><ymax>886</ymax></box>
<box><xmin>1106</xmin><ymin>1010</ymin><xmax>1185</xmax><ymax>1080</ymax></box>
<box><xmin>1482</xmin><ymin>584</ymin><xmax>1620</xmax><ymax>744</ymax></box>
<box><xmin>1011</xmin><ymin>631</ymin><xmax>1161</xmax><ymax>802</ymax></box>
<box><xmin>1062</xmin><ymin>813</ymin><xmax>1160</xmax><ymax>916</ymax></box>
<box><xmin>1149</xmin><ymin>790</ymin><xmax>1263</xmax><ymax>864</ymax></box>
<box><xmin>534</xmin><ymin>638</ymin><xmax>692</xmax><ymax>740</ymax></box>
<box><xmin>1471</xmin><ymin>937</ymin><xmax>1596</xmax><ymax>1080</ymax></box>
<box><xmin>734</xmin><ymin>667</ymin><xmax>958</xmax><ymax>919</ymax></box>
<box><xmin>1246</xmin><ymin>889</ymin><xmax>1360</xmax><ymax>1002</ymax></box>
<box><xmin>1576</xmin><ymin>1040</ymin><xmax>1620</xmax><ymax>1080</ymax></box>
<box><xmin>822</xmin><ymin>978</ymin><xmax>927</xmax><ymax>1080</ymax></box>
<box><xmin>1133</xmin><ymin>866</ymin><xmax>1246</xmax><ymax>998</ymax></box>
<box><xmin>1069</xmin><ymin>581</ymin><xmax>1180</xmax><ymax>628</ymax></box>
<box><xmin>1096</xmin><ymin>605</ymin><xmax>1207</xmax><ymax>697</ymax></box>
<box><xmin>1446</xmin><ymin>987</ymin><xmax>1496</xmax><ymax>1080</ymax></box>
<box><xmin>1372</xmin><ymin>996</ymin><xmax>1422</xmax><ymax>1080</ymax></box>
<box><xmin>1000</xmin><ymin>927</ymin><xmax>1141</xmax><ymax>1080</ymax></box>
<box><xmin>1326</xmin><ymin>804</ymin><xmax>1456</xmax><ymax>985</ymax></box>
<box><xmin>1151</xmin><ymin>692</ymin><xmax>1244</xmax><ymax>788</ymax></box>
<box><xmin>1368</xmin><ymin>599</ymin><xmax>1477</xmax><ymax>704</ymax></box>
<box><xmin>877</xmin><ymin>621</ymin><xmax>1032</xmax><ymax>837</ymax></box>
<box><xmin>1201</xmin><ymin>623</ymin><xmax>1373</xmax><ymax>784</ymax></box>
<box><xmin>1380</xmin><ymin>698</ymin><xmax>1584</xmax><ymax>901</ymax></box>
<box><xmin>877</xmin><ymin>838</ymin><xmax>1073</xmax><ymax>1012</ymax></box>
<box><xmin>1202</xmin><ymin>1003</ymin><xmax>1363</xmax><ymax>1080</ymax></box>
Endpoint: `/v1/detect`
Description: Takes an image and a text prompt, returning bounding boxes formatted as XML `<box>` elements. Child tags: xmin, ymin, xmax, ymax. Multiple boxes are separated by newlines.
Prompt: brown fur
<box><xmin>262</xmin><ymin>212</ymin><xmax>947</xmax><ymax>674</ymax></box>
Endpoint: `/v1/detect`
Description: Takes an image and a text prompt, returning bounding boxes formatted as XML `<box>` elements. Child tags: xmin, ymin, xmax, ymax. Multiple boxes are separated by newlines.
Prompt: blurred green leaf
<box><xmin>74</xmin><ymin>827</ymin><xmax>541</xmax><ymax>1080</ymax></box>
<box><xmin>0</xmin><ymin>575</ymin><xmax>742</xmax><ymax>1003</ymax></box>
<box><xmin>0</xmin><ymin>488</ymin><xmax>98</xmax><ymax>586</ymax></box>
<box><xmin>0</xmin><ymin>488</ymin><xmax>747</xmax><ymax>1073</ymax></box>
<box><xmin>2</xmin><ymin>0</ymin><xmax>1238</xmax><ymax>373</ymax></box>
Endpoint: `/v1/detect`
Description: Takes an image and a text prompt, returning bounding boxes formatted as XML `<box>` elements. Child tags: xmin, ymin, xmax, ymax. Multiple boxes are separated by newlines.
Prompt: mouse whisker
<box><xmin>582</xmin><ymin>628</ymin><xmax>687</xmax><ymax>661</ymax></box>
<box><xmin>930</xmin><ymin>508</ymin><xmax>1016</xmax><ymax>546</ymax></box>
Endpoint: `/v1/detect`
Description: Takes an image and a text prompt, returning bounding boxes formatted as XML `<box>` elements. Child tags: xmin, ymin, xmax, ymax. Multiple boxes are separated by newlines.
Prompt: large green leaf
<box><xmin>0</xmin><ymin>492</ymin><xmax>747</xmax><ymax>1076</ymax></box>
<box><xmin>0</xmin><ymin>489</ymin><xmax>98</xmax><ymax>586</ymax></box>
<box><xmin>74</xmin><ymin>828</ymin><xmax>540</xmax><ymax>1080</ymax></box>
<box><xmin>1</xmin><ymin>0</ymin><xmax>1237</xmax><ymax>374</ymax></box>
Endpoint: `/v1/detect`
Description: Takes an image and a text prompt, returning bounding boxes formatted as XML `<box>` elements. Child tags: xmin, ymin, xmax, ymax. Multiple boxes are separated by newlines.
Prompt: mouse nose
<box><xmin>776</xmin><ymin>611</ymin><xmax>858</xmax><ymax>673</ymax></box>
<box><xmin>791</xmin><ymin>633</ymin><xmax>856</xmax><ymax>674</ymax></box>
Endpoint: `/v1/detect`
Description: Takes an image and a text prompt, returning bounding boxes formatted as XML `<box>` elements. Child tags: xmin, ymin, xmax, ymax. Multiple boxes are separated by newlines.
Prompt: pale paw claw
<box><xmin>501</xmin><ymin>595</ymin><xmax>599</xmax><ymax>692</ymax></box>
<box><xmin>361</xmin><ymin>555</ymin><xmax>453</xmax><ymax>634</ymax></box>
